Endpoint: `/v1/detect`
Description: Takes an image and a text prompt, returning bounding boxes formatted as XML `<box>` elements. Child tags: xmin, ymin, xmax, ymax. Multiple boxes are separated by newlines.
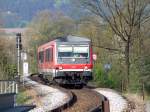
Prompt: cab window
<box><xmin>39</xmin><ymin>51</ymin><xmax>44</xmax><ymax>63</ymax></box>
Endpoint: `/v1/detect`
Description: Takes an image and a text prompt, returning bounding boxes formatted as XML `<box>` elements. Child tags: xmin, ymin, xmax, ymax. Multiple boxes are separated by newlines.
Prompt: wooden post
<box><xmin>0</xmin><ymin>82</ymin><xmax>2</xmax><ymax>94</ymax></box>
<box><xmin>102</xmin><ymin>99</ymin><xmax>110</xmax><ymax>112</ymax></box>
<box><xmin>4</xmin><ymin>82</ymin><xmax>7</xmax><ymax>93</ymax></box>
<box><xmin>142</xmin><ymin>81</ymin><xmax>145</xmax><ymax>100</ymax></box>
<box><xmin>12</xmin><ymin>81</ymin><xmax>15</xmax><ymax>93</ymax></box>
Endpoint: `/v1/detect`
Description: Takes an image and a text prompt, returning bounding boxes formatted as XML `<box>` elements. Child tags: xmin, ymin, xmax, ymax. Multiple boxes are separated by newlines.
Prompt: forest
<box><xmin>0</xmin><ymin>0</ymin><xmax>150</xmax><ymax>96</ymax></box>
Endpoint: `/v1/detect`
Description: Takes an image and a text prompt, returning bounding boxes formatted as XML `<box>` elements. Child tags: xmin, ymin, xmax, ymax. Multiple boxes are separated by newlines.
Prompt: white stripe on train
<box><xmin>39</xmin><ymin>68</ymin><xmax>92</xmax><ymax>73</ymax></box>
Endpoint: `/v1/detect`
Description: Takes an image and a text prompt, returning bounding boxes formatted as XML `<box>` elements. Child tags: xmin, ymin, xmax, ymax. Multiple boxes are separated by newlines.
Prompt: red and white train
<box><xmin>37</xmin><ymin>35</ymin><xmax>94</xmax><ymax>85</ymax></box>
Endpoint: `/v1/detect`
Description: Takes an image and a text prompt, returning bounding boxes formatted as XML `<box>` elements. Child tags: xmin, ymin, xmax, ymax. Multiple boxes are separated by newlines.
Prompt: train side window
<box><xmin>50</xmin><ymin>48</ymin><xmax>53</xmax><ymax>61</ymax></box>
<box><xmin>39</xmin><ymin>51</ymin><xmax>44</xmax><ymax>63</ymax></box>
<box><xmin>46</xmin><ymin>48</ymin><xmax>50</xmax><ymax>62</ymax></box>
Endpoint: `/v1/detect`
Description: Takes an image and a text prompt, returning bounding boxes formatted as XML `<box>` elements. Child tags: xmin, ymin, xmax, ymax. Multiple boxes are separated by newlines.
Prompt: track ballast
<box><xmin>30</xmin><ymin>74</ymin><xmax>106</xmax><ymax>112</ymax></box>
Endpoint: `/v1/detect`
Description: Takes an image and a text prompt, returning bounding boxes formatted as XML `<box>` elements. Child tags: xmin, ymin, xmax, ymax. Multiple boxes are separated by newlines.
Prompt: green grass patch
<box><xmin>16</xmin><ymin>88</ymin><xmax>28</xmax><ymax>104</ymax></box>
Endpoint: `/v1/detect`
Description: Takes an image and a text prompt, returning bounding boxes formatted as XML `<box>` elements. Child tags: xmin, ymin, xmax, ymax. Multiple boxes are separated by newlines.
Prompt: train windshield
<box><xmin>58</xmin><ymin>45</ymin><xmax>89</xmax><ymax>58</ymax></box>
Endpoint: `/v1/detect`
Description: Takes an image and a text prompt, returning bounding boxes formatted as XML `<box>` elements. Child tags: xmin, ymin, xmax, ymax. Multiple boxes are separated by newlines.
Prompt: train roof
<box><xmin>38</xmin><ymin>35</ymin><xmax>91</xmax><ymax>50</ymax></box>
<box><xmin>54</xmin><ymin>35</ymin><xmax>91</xmax><ymax>42</ymax></box>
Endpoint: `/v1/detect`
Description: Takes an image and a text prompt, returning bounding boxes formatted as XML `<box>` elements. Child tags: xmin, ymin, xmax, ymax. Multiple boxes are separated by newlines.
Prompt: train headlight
<box><xmin>84</xmin><ymin>66</ymin><xmax>88</xmax><ymax>70</ymax></box>
<box><xmin>59</xmin><ymin>66</ymin><xmax>63</xmax><ymax>70</ymax></box>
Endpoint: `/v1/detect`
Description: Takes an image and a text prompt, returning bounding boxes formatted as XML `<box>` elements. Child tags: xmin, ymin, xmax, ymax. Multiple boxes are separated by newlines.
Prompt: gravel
<box><xmin>24</xmin><ymin>77</ymin><xmax>70</xmax><ymax>112</ymax></box>
<box><xmin>95</xmin><ymin>88</ymin><xmax>128</xmax><ymax>112</ymax></box>
<box><xmin>146</xmin><ymin>101</ymin><xmax>150</xmax><ymax>112</ymax></box>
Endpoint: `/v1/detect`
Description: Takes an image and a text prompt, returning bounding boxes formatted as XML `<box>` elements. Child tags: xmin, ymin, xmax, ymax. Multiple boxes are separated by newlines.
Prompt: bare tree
<box><xmin>81</xmin><ymin>0</ymin><xmax>150</xmax><ymax>89</ymax></box>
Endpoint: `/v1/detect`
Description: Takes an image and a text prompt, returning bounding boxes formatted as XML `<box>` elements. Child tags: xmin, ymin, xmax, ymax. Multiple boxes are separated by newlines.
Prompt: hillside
<box><xmin>0</xmin><ymin>0</ymin><xmax>76</xmax><ymax>28</ymax></box>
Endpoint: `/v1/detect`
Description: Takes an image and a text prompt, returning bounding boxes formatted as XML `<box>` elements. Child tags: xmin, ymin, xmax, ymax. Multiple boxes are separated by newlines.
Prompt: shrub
<box><xmin>93</xmin><ymin>63</ymin><xmax>121</xmax><ymax>89</ymax></box>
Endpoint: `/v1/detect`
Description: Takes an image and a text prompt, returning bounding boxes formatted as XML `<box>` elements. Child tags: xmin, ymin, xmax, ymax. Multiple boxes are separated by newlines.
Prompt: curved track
<box><xmin>63</xmin><ymin>87</ymin><xmax>102</xmax><ymax>112</ymax></box>
<box><xmin>30</xmin><ymin>75</ymin><xmax>104</xmax><ymax>112</ymax></box>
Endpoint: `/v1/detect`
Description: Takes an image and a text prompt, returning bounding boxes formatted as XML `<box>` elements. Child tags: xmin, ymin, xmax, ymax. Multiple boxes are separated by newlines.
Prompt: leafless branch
<box><xmin>92</xmin><ymin>43</ymin><xmax>123</xmax><ymax>52</ymax></box>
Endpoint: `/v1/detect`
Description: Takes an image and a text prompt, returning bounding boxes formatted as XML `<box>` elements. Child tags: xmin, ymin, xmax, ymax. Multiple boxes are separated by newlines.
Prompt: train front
<box><xmin>55</xmin><ymin>40</ymin><xmax>93</xmax><ymax>85</ymax></box>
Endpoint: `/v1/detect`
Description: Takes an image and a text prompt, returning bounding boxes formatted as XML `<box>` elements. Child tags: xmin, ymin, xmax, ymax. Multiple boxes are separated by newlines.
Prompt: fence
<box><xmin>0</xmin><ymin>80</ymin><xmax>18</xmax><ymax>94</ymax></box>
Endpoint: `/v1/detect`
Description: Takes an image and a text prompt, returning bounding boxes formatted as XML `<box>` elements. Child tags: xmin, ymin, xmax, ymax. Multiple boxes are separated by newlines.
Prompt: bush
<box><xmin>93</xmin><ymin>63</ymin><xmax>121</xmax><ymax>89</ymax></box>
<box><xmin>137</xmin><ymin>55</ymin><xmax>150</xmax><ymax>93</ymax></box>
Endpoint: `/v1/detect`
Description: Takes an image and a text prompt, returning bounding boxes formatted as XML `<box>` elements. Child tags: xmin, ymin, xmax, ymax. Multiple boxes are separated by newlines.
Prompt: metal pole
<box><xmin>17</xmin><ymin>35</ymin><xmax>20</xmax><ymax>77</ymax></box>
<box><xmin>16</xmin><ymin>33</ymin><xmax>22</xmax><ymax>81</ymax></box>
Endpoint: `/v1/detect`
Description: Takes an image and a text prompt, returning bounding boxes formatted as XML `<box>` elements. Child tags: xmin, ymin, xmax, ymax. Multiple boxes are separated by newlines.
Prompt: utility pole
<box><xmin>16</xmin><ymin>33</ymin><xmax>22</xmax><ymax>81</ymax></box>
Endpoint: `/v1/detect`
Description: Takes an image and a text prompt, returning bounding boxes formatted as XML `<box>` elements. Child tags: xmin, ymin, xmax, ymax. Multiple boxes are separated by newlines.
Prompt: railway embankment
<box><xmin>146</xmin><ymin>101</ymin><xmax>150</xmax><ymax>112</ymax></box>
<box><xmin>125</xmin><ymin>93</ymin><xmax>147</xmax><ymax>112</ymax></box>
<box><xmin>95</xmin><ymin>88</ymin><xmax>128</xmax><ymax>112</ymax></box>
<box><xmin>25</xmin><ymin>74</ymin><xmax>148</xmax><ymax>112</ymax></box>
<box><xmin>24</xmin><ymin>77</ymin><xmax>73</xmax><ymax>112</ymax></box>
<box><xmin>28</xmin><ymin>75</ymin><xmax>105</xmax><ymax>112</ymax></box>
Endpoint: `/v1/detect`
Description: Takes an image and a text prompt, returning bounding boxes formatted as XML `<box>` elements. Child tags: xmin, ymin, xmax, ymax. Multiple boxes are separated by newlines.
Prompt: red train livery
<box><xmin>37</xmin><ymin>35</ymin><xmax>93</xmax><ymax>85</ymax></box>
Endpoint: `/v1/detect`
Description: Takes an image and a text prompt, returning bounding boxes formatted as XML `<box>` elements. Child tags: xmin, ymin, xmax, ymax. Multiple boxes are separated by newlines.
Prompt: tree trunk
<box><xmin>125</xmin><ymin>37</ymin><xmax>130</xmax><ymax>89</ymax></box>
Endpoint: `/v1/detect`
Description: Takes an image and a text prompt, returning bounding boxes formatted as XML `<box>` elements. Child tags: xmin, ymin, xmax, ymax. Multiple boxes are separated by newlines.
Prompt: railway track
<box><xmin>29</xmin><ymin>74</ymin><xmax>107</xmax><ymax>112</ymax></box>
<box><xmin>63</xmin><ymin>88</ymin><xmax>102</xmax><ymax>112</ymax></box>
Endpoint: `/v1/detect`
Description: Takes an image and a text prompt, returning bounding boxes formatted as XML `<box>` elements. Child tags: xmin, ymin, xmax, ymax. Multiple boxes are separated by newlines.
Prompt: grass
<box><xmin>16</xmin><ymin>87</ymin><xmax>29</xmax><ymax>104</ymax></box>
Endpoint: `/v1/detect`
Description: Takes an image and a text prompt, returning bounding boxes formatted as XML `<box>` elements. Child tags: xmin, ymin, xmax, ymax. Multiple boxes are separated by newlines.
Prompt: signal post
<box><xmin>16</xmin><ymin>33</ymin><xmax>22</xmax><ymax>81</ymax></box>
